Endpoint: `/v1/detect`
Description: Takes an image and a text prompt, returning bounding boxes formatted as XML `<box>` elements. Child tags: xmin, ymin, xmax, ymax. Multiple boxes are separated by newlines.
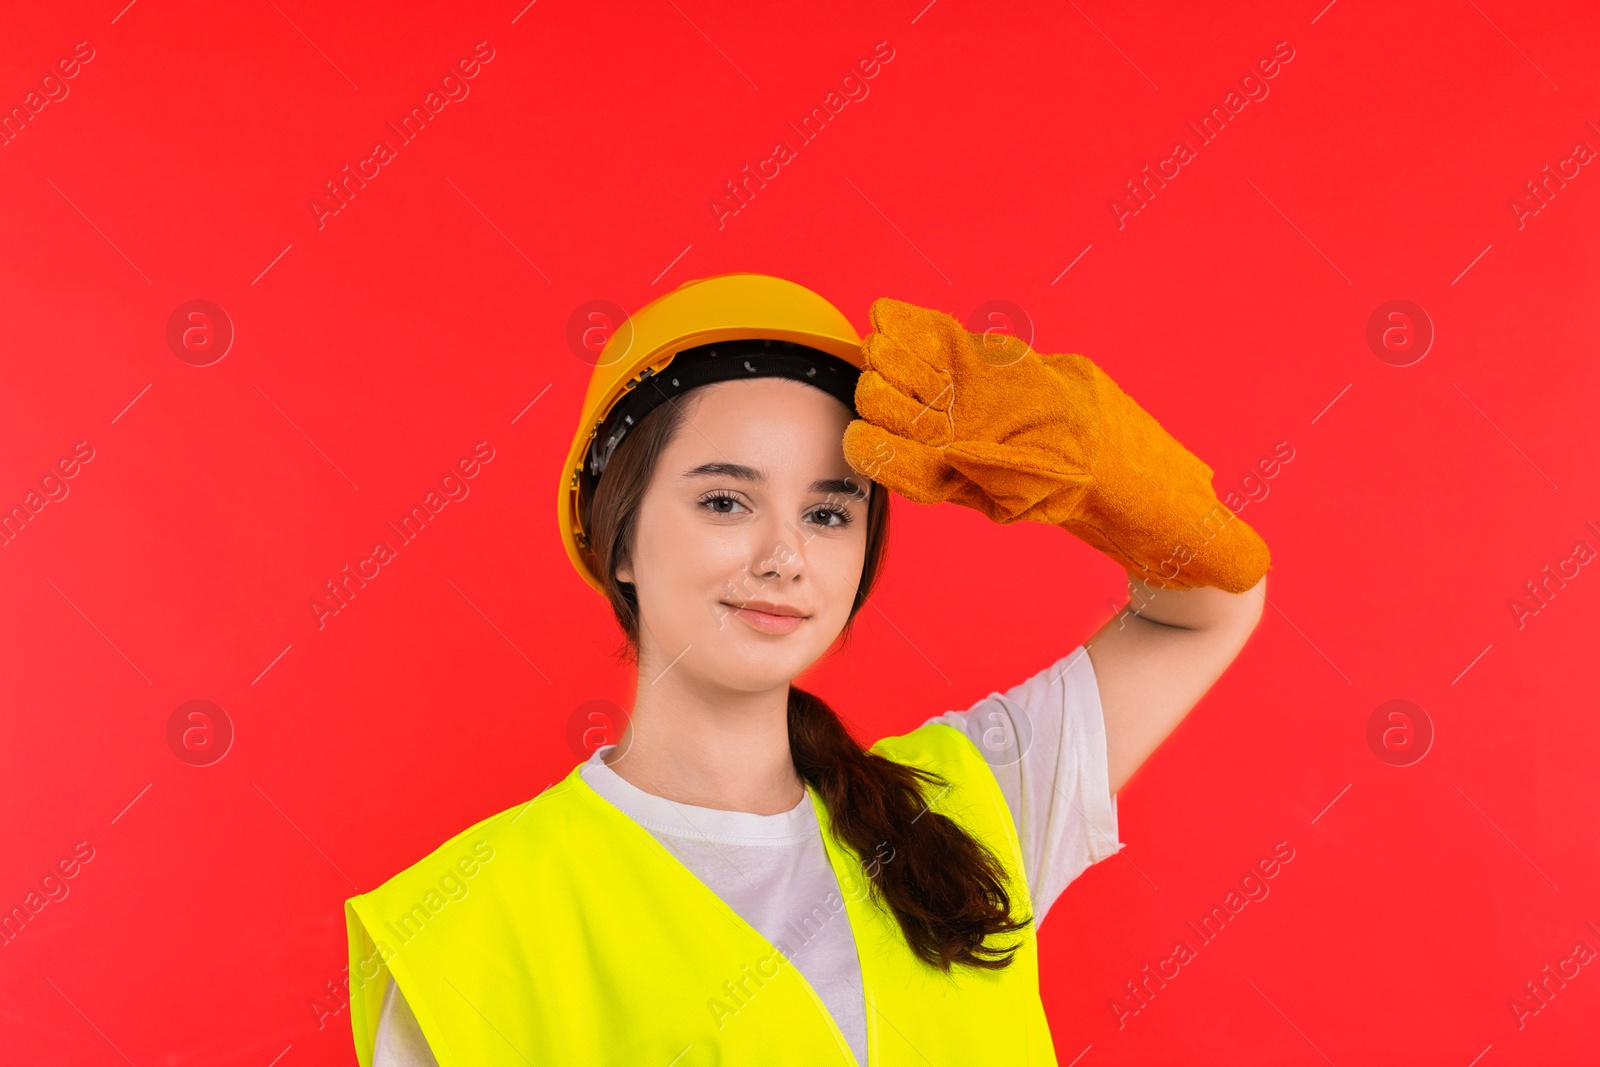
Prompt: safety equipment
<box><xmin>841</xmin><ymin>297</ymin><xmax>1271</xmax><ymax>592</ymax></box>
<box><xmin>558</xmin><ymin>273</ymin><xmax>866</xmax><ymax>597</ymax></box>
<box><xmin>345</xmin><ymin>722</ymin><xmax>1060</xmax><ymax>1065</ymax></box>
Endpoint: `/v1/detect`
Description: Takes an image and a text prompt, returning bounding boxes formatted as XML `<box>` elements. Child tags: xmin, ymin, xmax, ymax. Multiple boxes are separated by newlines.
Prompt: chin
<box><xmin>712</xmin><ymin>643</ymin><xmax>821</xmax><ymax>690</ymax></box>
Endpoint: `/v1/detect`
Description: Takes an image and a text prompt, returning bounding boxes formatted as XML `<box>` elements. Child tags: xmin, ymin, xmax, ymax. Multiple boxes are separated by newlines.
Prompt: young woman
<box><xmin>344</xmin><ymin>273</ymin><xmax>1269</xmax><ymax>1066</ymax></box>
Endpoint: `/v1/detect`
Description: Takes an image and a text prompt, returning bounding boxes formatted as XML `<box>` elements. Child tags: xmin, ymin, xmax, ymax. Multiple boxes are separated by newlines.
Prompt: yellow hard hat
<box><xmin>557</xmin><ymin>272</ymin><xmax>865</xmax><ymax>597</ymax></box>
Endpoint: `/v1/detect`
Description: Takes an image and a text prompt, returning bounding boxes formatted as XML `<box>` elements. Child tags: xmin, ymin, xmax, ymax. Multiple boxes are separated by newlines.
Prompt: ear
<box><xmin>615</xmin><ymin>559</ymin><xmax>633</xmax><ymax>584</ymax></box>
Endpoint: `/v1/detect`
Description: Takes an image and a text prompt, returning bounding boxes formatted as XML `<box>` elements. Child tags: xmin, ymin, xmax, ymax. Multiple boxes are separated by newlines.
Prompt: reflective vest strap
<box><xmin>345</xmin><ymin>898</ymin><xmax>383</xmax><ymax>1067</ymax></box>
<box><xmin>343</xmin><ymin>795</ymin><xmax>552</xmax><ymax>1067</ymax></box>
<box><xmin>854</xmin><ymin>722</ymin><xmax>1057</xmax><ymax>1065</ymax></box>
<box><xmin>870</xmin><ymin>723</ymin><xmax>1032</xmax><ymax>913</ymax></box>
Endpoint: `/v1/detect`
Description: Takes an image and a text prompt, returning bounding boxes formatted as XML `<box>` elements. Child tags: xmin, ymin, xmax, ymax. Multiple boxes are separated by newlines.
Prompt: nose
<box><xmin>748</xmin><ymin>506</ymin><xmax>809</xmax><ymax>584</ymax></box>
<box><xmin>753</xmin><ymin>526</ymin><xmax>802</xmax><ymax>581</ymax></box>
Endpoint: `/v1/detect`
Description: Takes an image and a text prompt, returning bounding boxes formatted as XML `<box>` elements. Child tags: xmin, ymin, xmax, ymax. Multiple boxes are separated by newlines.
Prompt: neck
<box><xmin>603</xmin><ymin>664</ymin><xmax>805</xmax><ymax>816</ymax></box>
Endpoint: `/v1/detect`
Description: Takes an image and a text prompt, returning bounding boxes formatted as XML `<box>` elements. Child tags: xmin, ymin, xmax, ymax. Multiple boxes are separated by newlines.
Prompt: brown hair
<box><xmin>581</xmin><ymin>379</ymin><xmax>1032</xmax><ymax>971</ymax></box>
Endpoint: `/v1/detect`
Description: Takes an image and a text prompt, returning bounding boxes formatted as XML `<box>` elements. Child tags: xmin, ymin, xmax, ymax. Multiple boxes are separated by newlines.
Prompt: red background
<box><xmin>3</xmin><ymin>1</ymin><xmax>1597</xmax><ymax>1064</ymax></box>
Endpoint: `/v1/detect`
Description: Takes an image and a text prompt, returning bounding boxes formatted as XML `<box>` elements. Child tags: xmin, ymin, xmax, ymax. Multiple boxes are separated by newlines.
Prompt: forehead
<box><xmin>667</xmin><ymin>378</ymin><xmax>856</xmax><ymax>468</ymax></box>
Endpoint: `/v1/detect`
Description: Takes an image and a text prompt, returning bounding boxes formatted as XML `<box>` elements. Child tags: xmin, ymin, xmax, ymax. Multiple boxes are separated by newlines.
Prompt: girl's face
<box><xmin>615</xmin><ymin>377</ymin><xmax>871</xmax><ymax>694</ymax></box>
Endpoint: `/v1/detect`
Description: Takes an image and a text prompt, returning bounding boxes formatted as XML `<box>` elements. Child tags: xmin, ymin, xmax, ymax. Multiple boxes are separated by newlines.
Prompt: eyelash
<box><xmin>698</xmin><ymin>491</ymin><xmax>855</xmax><ymax>528</ymax></box>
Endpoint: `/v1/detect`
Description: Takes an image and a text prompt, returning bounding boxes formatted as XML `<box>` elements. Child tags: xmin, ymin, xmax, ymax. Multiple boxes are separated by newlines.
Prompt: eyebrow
<box><xmin>680</xmin><ymin>461</ymin><xmax>869</xmax><ymax>500</ymax></box>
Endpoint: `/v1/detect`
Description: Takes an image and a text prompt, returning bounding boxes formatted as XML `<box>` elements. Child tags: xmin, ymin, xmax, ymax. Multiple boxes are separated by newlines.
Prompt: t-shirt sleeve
<box><xmin>373</xmin><ymin>975</ymin><xmax>442</xmax><ymax>1067</ymax></box>
<box><xmin>921</xmin><ymin>644</ymin><xmax>1122</xmax><ymax>929</ymax></box>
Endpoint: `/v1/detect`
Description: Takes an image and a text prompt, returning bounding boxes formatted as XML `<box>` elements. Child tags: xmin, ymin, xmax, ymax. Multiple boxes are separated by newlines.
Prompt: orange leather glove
<box><xmin>842</xmin><ymin>298</ymin><xmax>1270</xmax><ymax>592</ymax></box>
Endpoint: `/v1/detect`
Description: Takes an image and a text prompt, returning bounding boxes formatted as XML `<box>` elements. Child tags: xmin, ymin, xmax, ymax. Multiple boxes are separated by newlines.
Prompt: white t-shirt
<box><xmin>371</xmin><ymin>645</ymin><xmax>1121</xmax><ymax>1066</ymax></box>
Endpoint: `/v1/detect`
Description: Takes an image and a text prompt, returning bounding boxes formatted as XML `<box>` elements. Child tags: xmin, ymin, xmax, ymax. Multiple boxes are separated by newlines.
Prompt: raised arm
<box><xmin>1086</xmin><ymin>571</ymin><xmax>1265</xmax><ymax>794</ymax></box>
<box><xmin>843</xmin><ymin>297</ymin><xmax>1273</xmax><ymax>799</ymax></box>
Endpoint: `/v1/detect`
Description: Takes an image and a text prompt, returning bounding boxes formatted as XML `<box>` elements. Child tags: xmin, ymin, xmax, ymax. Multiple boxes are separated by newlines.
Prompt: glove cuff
<box><xmin>1052</xmin><ymin>355</ymin><xmax>1270</xmax><ymax>593</ymax></box>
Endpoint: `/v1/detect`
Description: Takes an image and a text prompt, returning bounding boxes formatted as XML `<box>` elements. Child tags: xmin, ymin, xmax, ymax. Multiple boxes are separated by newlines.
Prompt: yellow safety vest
<box><xmin>345</xmin><ymin>722</ymin><xmax>1059</xmax><ymax>1065</ymax></box>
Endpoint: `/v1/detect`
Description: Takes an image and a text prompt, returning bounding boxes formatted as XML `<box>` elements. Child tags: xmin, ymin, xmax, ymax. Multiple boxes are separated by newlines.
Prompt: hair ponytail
<box><xmin>788</xmin><ymin>685</ymin><xmax>1031</xmax><ymax>971</ymax></box>
<box><xmin>584</xmin><ymin>382</ymin><xmax>1031</xmax><ymax>972</ymax></box>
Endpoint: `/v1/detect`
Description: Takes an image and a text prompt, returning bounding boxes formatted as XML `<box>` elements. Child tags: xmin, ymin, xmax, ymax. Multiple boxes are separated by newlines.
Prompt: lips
<box><xmin>724</xmin><ymin>600</ymin><xmax>806</xmax><ymax>618</ymax></box>
<box><xmin>721</xmin><ymin>600</ymin><xmax>809</xmax><ymax>634</ymax></box>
